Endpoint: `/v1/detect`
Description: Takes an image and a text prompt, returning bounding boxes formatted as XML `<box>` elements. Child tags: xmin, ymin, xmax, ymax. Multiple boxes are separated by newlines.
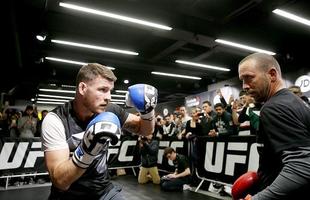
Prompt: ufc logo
<box><xmin>0</xmin><ymin>142</ymin><xmax>43</xmax><ymax>170</ymax></box>
<box><xmin>204</xmin><ymin>142</ymin><xmax>259</xmax><ymax>176</ymax></box>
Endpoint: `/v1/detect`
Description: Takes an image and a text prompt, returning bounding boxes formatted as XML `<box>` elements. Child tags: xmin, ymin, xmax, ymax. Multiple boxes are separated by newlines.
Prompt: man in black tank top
<box><xmin>237</xmin><ymin>53</ymin><xmax>310</xmax><ymax>199</ymax></box>
<box><xmin>41</xmin><ymin>63</ymin><xmax>158</xmax><ymax>200</ymax></box>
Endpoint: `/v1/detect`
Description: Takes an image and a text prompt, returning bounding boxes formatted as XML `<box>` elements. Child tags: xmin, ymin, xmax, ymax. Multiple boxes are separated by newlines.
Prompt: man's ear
<box><xmin>268</xmin><ymin>68</ymin><xmax>278</xmax><ymax>82</ymax></box>
<box><xmin>78</xmin><ymin>82</ymin><xmax>87</xmax><ymax>95</ymax></box>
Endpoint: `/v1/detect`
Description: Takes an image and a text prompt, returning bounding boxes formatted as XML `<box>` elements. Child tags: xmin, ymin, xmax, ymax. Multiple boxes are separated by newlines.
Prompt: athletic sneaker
<box><xmin>183</xmin><ymin>184</ymin><xmax>192</xmax><ymax>191</ymax></box>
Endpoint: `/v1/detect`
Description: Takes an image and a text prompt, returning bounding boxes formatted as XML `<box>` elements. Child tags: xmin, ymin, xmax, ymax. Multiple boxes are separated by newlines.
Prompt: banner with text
<box><xmin>195</xmin><ymin>136</ymin><xmax>258</xmax><ymax>184</ymax></box>
<box><xmin>0</xmin><ymin>136</ymin><xmax>258</xmax><ymax>185</ymax></box>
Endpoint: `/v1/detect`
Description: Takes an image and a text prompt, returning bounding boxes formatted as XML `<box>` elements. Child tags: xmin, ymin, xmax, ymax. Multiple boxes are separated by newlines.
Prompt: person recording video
<box><xmin>138</xmin><ymin>134</ymin><xmax>160</xmax><ymax>184</ymax></box>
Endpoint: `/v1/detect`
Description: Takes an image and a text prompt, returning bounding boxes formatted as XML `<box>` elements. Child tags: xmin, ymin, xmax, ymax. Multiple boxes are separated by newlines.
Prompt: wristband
<box><xmin>140</xmin><ymin>110</ymin><xmax>155</xmax><ymax>121</ymax></box>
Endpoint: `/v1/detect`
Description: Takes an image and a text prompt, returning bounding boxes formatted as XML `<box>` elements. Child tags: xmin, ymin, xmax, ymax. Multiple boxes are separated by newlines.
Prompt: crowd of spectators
<box><xmin>0</xmin><ymin>102</ymin><xmax>49</xmax><ymax>187</ymax></box>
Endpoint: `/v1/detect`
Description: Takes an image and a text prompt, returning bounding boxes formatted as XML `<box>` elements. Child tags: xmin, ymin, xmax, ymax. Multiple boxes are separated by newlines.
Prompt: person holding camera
<box><xmin>161</xmin><ymin>147</ymin><xmax>191</xmax><ymax>191</ymax></box>
<box><xmin>201</xmin><ymin>100</ymin><xmax>217</xmax><ymax>136</ymax></box>
<box><xmin>138</xmin><ymin>134</ymin><xmax>160</xmax><ymax>185</ymax></box>
<box><xmin>176</xmin><ymin>106</ymin><xmax>191</xmax><ymax>140</ymax></box>
<box><xmin>153</xmin><ymin>115</ymin><xmax>164</xmax><ymax>140</ymax></box>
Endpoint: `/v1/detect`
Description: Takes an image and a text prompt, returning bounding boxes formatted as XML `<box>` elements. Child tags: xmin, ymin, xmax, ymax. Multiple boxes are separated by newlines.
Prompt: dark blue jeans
<box><xmin>160</xmin><ymin>176</ymin><xmax>190</xmax><ymax>191</ymax></box>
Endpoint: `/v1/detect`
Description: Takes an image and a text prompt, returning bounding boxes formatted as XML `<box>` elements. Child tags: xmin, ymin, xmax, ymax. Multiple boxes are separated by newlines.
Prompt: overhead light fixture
<box><xmin>36</xmin><ymin>98</ymin><xmax>70</xmax><ymax>102</ymax></box>
<box><xmin>151</xmin><ymin>71</ymin><xmax>201</xmax><ymax>80</ymax></box>
<box><xmin>110</xmin><ymin>99</ymin><xmax>126</xmax><ymax>102</ymax></box>
<box><xmin>123</xmin><ymin>80</ymin><xmax>129</xmax><ymax>84</ymax></box>
<box><xmin>61</xmin><ymin>84</ymin><xmax>76</xmax><ymax>88</ymax></box>
<box><xmin>36</xmin><ymin>101</ymin><xmax>65</xmax><ymax>105</ymax></box>
<box><xmin>59</xmin><ymin>2</ymin><xmax>172</xmax><ymax>31</ymax></box>
<box><xmin>51</xmin><ymin>39</ymin><xmax>138</xmax><ymax>56</ymax></box>
<box><xmin>48</xmin><ymin>83</ymin><xmax>57</xmax><ymax>87</ymax></box>
<box><xmin>45</xmin><ymin>57</ymin><xmax>115</xmax><ymax>70</ymax></box>
<box><xmin>215</xmin><ymin>39</ymin><xmax>276</xmax><ymax>55</ymax></box>
<box><xmin>111</xmin><ymin>94</ymin><xmax>126</xmax><ymax>98</ymax></box>
<box><xmin>37</xmin><ymin>94</ymin><xmax>75</xmax><ymax>100</ymax></box>
<box><xmin>46</xmin><ymin>57</ymin><xmax>86</xmax><ymax>65</ymax></box>
<box><xmin>115</xmin><ymin>90</ymin><xmax>128</xmax><ymax>94</ymax></box>
<box><xmin>175</xmin><ymin>60</ymin><xmax>230</xmax><ymax>72</ymax></box>
<box><xmin>273</xmin><ymin>9</ymin><xmax>310</xmax><ymax>27</ymax></box>
<box><xmin>110</xmin><ymin>102</ymin><xmax>125</xmax><ymax>105</ymax></box>
<box><xmin>36</xmin><ymin>35</ymin><xmax>46</xmax><ymax>41</ymax></box>
<box><xmin>39</xmin><ymin>88</ymin><xmax>76</xmax><ymax>94</ymax></box>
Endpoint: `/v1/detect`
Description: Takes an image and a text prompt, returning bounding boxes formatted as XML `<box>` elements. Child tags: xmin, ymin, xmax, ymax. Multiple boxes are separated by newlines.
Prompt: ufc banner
<box><xmin>0</xmin><ymin>137</ymin><xmax>187</xmax><ymax>175</ymax></box>
<box><xmin>0</xmin><ymin>137</ymin><xmax>143</xmax><ymax>175</ymax></box>
<box><xmin>0</xmin><ymin>136</ymin><xmax>258</xmax><ymax>186</ymax></box>
<box><xmin>0</xmin><ymin>137</ymin><xmax>46</xmax><ymax>175</ymax></box>
<box><xmin>195</xmin><ymin>136</ymin><xmax>259</xmax><ymax>185</ymax></box>
<box><xmin>107</xmin><ymin>140</ymin><xmax>140</xmax><ymax>168</ymax></box>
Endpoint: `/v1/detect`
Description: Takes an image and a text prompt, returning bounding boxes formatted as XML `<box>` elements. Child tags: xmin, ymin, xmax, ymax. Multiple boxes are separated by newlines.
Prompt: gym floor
<box><xmin>0</xmin><ymin>175</ymin><xmax>229</xmax><ymax>200</ymax></box>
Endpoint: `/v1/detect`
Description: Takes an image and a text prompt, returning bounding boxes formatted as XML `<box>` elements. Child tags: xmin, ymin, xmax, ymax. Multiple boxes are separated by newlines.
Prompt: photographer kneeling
<box><xmin>161</xmin><ymin>147</ymin><xmax>191</xmax><ymax>191</ymax></box>
<box><xmin>138</xmin><ymin>134</ymin><xmax>160</xmax><ymax>184</ymax></box>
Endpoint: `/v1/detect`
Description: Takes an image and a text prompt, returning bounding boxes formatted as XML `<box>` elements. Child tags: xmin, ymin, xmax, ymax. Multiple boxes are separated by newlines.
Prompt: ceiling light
<box><xmin>59</xmin><ymin>2</ymin><xmax>172</xmax><ymax>31</ymax></box>
<box><xmin>175</xmin><ymin>60</ymin><xmax>230</xmax><ymax>72</ymax></box>
<box><xmin>39</xmin><ymin>88</ymin><xmax>75</xmax><ymax>94</ymax></box>
<box><xmin>123</xmin><ymin>80</ymin><xmax>129</xmax><ymax>84</ymax></box>
<box><xmin>151</xmin><ymin>71</ymin><xmax>201</xmax><ymax>80</ymax></box>
<box><xmin>36</xmin><ymin>101</ymin><xmax>65</xmax><ymax>105</ymax></box>
<box><xmin>48</xmin><ymin>83</ymin><xmax>57</xmax><ymax>87</ymax></box>
<box><xmin>37</xmin><ymin>94</ymin><xmax>75</xmax><ymax>100</ymax></box>
<box><xmin>61</xmin><ymin>84</ymin><xmax>76</xmax><ymax>88</ymax></box>
<box><xmin>36</xmin><ymin>35</ymin><xmax>46</xmax><ymax>41</ymax></box>
<box><xmin>110</xmin><ymin>102</ymin><xmax>125</xmax><ymax>105</ymax></box>
<box><xmin>45</xmin><ymin>57</ymin><xmax>115</xmax><ymax>70</ymax></box>
<box><xmin>115</xmin><ymin>90</ymin><xmax>128</xmax><ymax>94</ymax></box>
<box><xmin>215</xmin><ymin>39</ymin><xmax>276</xmax><ymax>55</ymax></box>
<box><xmin>51</xmin><ymin>39</ymin><xmax>138</xmax><ymax>56</ymax></box>
<box><xmin>111</xmin><ymin>94</ymin><xmax>126</xmax><ymax>98</ymax></box>
<box><xmin>273</xmin><ymin>9</ymin><xmax>310</xmax><ymax>27</ymax></box>
<box><xmin>46</xmin><ymin>57</ymin><xmax>86</xmax><ymax>65</ymax></box>
<box><xmin>110</xmin><ymin>99</ymin><xmax>126</xmax><ymax>102</ymax></box>
<box><xmin>36</xmin><ymin>98</ymin><xmax>70</xmax><ymax>102</ymax></box>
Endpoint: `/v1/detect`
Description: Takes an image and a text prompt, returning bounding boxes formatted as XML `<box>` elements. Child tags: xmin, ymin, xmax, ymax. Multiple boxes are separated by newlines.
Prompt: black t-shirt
<box><xmin>200</xmin><ymin>111</ymin><xmax>217</xmax><ymax>136</ymax></box>
<box><xmin>185</xmin><ymin>120</ymin><xmax>203</xmax><ymax>137</ymax></box>
<box><xmin>173</xmin><ymin>154</ymin><xmax>190</xmax><ymax>176</ymax></box>
<box><xmin>211</xmin><ymin>111</ymin><xmax>234</xmax><ymax>136</ymax></box>
<box><xmin>257</xmin><ymin>88</ymin><xmax>310</xmax><ymax>187</ymax></box>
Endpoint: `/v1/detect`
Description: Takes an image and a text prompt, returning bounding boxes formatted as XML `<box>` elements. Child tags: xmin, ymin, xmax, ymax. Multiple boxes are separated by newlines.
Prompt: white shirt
<box><xmin>41</xmin><ymin>112</ymin><xmax>68</xmax><ymax>151</ymax></box>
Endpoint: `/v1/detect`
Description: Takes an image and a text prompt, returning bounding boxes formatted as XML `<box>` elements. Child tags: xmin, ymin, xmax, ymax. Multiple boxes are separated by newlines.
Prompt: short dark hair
<box><xmin>25</xmin><ymin>105</ymin><xmax>33</xmax><ymax>111</ymax></box>
<box><xmin>163</xmin><ymin>147</ymin><xmax>175</xmax><ymax>157</ymax></box>
<box><xmin>76</xmin><ymin>63</ymin><xmax>117</xmax><ymax>87</ymax></box>
<box><xmin>214</xmin><ymin>103</ymin><xmax>224</xmax><ymax>109</ymax></box>
<box><xmin>239</xmin><ymin>53</ymin><xmax>282</xmax><ymax>77</ymax></box>
<box><xmin>202</xmin><ymin>100</ymin><xmax>211</xmax><ymax>106</ymax></box>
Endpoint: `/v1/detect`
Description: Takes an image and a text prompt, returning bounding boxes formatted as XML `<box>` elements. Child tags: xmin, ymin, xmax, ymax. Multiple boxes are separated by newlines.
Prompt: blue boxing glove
<box><xmin>72</xmin><ymin>112</ymin><xmax>121</xmax><ymax>169</ymax></box>
<box><xmin>126</xmin><ymin>84</ymin><xmax>158</xmax><ymax>120</ymax></box>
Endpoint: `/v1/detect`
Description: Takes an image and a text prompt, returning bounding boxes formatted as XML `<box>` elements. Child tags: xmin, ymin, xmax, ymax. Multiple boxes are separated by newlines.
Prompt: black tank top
<box><xmin>49</xmin><ymin>101</ymin><xmax>129</xmax><ymax>200</ymax></box>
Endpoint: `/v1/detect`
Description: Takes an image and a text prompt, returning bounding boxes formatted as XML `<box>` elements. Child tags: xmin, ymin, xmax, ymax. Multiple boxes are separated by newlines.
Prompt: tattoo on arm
<box><xmin>123</xmin><ymin>122</ymin><xmax>140</xmax><ymax>134</ymax></box>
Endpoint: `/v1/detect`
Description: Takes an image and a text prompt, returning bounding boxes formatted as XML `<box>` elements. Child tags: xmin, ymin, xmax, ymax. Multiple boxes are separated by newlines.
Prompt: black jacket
<box><xmin>140</xmin><ymin>139</ymin><xmax>159</xmax><ymax>168</ymax></box>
